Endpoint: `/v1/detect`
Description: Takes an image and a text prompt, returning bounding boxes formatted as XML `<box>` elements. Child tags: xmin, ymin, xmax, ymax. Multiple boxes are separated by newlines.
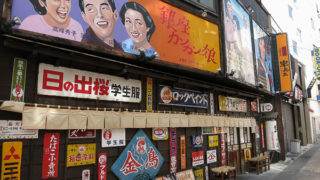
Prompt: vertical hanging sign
<box><xmin>170</xmin><ymin>128</ymin><xmax>177</xmax><ymax>173</ymax></box>
<box><xmin>42</xmin><ymin>133</ymin><xmax>60</xmax><ymax>179</ymax></box>
<box><xmin>98</xmin><ymin>153</ymin><xmax>107</xmax><ymax>180</ymax></box>
<box><xmin>220</xmin><ymin>133</ymin><xmax>226</xmax><ymax>166</ymax></box>
<box><xmin>146</xmin><ymin>77</ymin><xmax>153</xmax><ymax>111</ymax></box>
<box><xmin>180</xmin><ymin>135</ymin><xmax>186</xmax><ymax>170</ymax></box>
<box><xmin>210</xmin><ymin>93</ymin><xmax>214</xmax><ymax>114</ymax></box>
<box><xmin>10</xmin><ymin>58</ymin><xmax>27</xmax><ymax>101</ymax></box>
<box><xmin>314</xmin><ymin>48</ymin><xmax>320</xmax><ymax>78</ymax></box>
<box><xmin>1</xmin><ymin>141</ymin><xmax>22</xmax><ymax>180</ymax></box>
<box><xmin>261</xmin><ymin>123</ymin><xmax>265</xmax><ymax>149</ymax></box>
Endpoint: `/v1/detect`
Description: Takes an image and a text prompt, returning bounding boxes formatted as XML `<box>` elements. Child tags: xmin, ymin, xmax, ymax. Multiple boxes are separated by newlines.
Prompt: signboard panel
<box><xmin>223</xmin><ymin>0</ymin><xmax>255</xmax><ymax>85</ymax></box>
<box><xmin>218</xmin><ymin>95</ymin><xmax>247</xmax><ymax>112</ymax></box>
<box><xmin>206</xmin><ymin>150</ymin><xmax>217</xmax><ymax>164</ymax></box>
<box><xmin>101</xmin><ymin>129</ymin><xmax>126</xmax><ymax>147</ymax></box>
<box><xmin>192</xmin><ymin>151</ymin><xmax>204</xmax><ymax>167</ymax></box>
<box><xmin>180</xmin><ymin>135</ymin><xmax>186</xmax><ymax>170</ymax></box>
<box><xmin>192</xmin><ymin>135</ymin><xmax>203</xmax><ymax>148</ymax></box>
<box><xmin>82</xmin><ymin>169</ymin><xmax>90</xmax><ymax>180</ymax></box>
<box><xmin>1</xmin><ymin>142</ymin><xmax>22</xmax><ymax>180</ymax></box>
<box><xmin>265</xmin><ymin>120</ymin><xmax>280</xmax><ymax>151</ymax></box>
<box><xmin>68</xmin><ymin>129</ymin><xmax>96</xmax><ymax>139</ymax></box>
<box><xmin>42</xmin><ymin>133</ymin><xmax>60</xmax><ymax>179</ymax></box>
<box><xmin>169</xmin><ymin>128</ymin><xmax>177</xmax><ymax>173</ymax></box>
<box><xmin>175</xmin><ymin>169</ymin><xmax>195</xmax><ymax>180</ymax></box>
<box><xmin>220</xmin><ymin>133</ymin><xmax>226</xmax><ymax>166</ymax></box>
<box><xmin>244</xmin><ymin>148</ymin><xmax>251</xmax><ymax>162</ymax></box>
<box><xmin>0</xmin><ymin>120</ymin><xmax>38</xmax><ymax>139</ymax></box>
<box><xmin>66</xmin><ymin>143</ymin><xmax>96</xmax><ymax>167</ymax></box>
<box><xmin>111</xmin><ymin>130</ymin><xmax>164</xmax><ymax>179</ymax></box>
<box><xmin>38</xmin><ymin>63</ymin><xmax>141</xmax><ymax>102</ymax></box>
<box><xmin>98</xmin><ymin>153</ymin><xmax>107</xmax><ymax>180</ymax></box>
<box><xmin>253</xmin><ymin>21</ymin><xmax>275</xmax><ymax>93</ymax></box>
<box><xmin>152</xmin><ymin>128</ymin><xmax>168</xmax><ymax>140</ymax></box>
<box><xmin>159</xmin><ymin>85</ymin><xmax>208</xmax><ymax>108</ymax></box>
<box><xmin>194</xmin><ymin>168</ymin><xmax>204</xmax><ymax>180</ymax></box>
<box><xmin>314</xmin><ymin>47</ymin><xmax>320</xmax><ymax>78</ymax></box>
<box><xmin>13</xmin><ymin>0</ymin><xmax>220</xmax><ymax>73</ymax></box>
<box><xmin>10</xmin><ymin>58</ymin><xmax>27</xmax><ymax>101</ymax></box>
<box><xmin>147</xmin><ymin>77</ymin><xmax>153</xmax><ymax>111</ymax></box>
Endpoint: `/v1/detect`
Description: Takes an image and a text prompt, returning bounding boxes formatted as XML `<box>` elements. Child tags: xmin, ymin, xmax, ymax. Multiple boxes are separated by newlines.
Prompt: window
<box><xmin>187</xmin><ymin>0</ymin><xmax>216</xmax><ymax>12</ymax></box>
<box><xmin>311</xmin><ymin>18</ymin><xmax>315</xmax><ymax>30</ymax></box>
<box><xmin>293</xmin><ymin>41</ymin><xmax>298</xmax><ymax>54</ymax></box>
<box><xmin>297</xmin><ymin>28</ymin><xmax>302</xmax><ymax>41</ymax></box>
<box><xmin>288</xmin><ymin>6</ymin><xmax>293</xmax><ymax>19</ymax></box>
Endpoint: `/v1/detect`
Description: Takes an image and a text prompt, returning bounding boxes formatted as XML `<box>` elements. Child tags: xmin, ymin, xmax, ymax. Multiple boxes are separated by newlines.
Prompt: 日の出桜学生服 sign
<box><xmin>37</xmin><ymin>63</ymin><xmax>141</xmax><ymax>102</ymax></box>
<box><xmin>111</xmin><ymin>130</ymin><xmax>164</xmax><ymax>179</ymax></box>
<box><xmin>101</xmin><ymin>129</ymin><xmax>126</xmax><ymax>147</ymax></box>
<box><xmin>159</xmin><ymin>85</ymin><xmax>208</xmax><ymax>108</ymax></box>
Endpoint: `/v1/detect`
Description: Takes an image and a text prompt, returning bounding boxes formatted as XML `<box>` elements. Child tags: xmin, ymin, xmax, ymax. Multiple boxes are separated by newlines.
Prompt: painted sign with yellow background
<box><xmin>132</xmin><ymin>0</ymin><xmax>221</xmax><ymax>73</ymax></box>
<box><xmin>244</xmin><ymin>148</ymin><xmax>251</xmax><ymax>162</ymax></box>
<box><xmin>194</xmin><ymin>168</ymin><xmax>204</xmax><ymax>180</ymax></box>
<box><xmin>66</xmin><ymin>143</ymin><xmax>96</xmax><ymax>167</ymax></box>
<box><xmin>1</xmin><ymin>142</ymin><xmax>22</xmax><ymax>180</ymax></box>
<box><xmin>146</xmin><ymin>77</ymin><xmax>153</xmax><ymax>111</ymax></box>
<box><xmin>209</xmin><ymin>135</ymin><xmax>219</xmax><ymax>147</ymax></box>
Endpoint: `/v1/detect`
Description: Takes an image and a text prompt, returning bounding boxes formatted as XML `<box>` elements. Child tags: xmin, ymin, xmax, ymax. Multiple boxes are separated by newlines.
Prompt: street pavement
<box><xmin>238</xmin><ymin>144</ymin><xmax>319</xmax><ymax>180</ymax></box>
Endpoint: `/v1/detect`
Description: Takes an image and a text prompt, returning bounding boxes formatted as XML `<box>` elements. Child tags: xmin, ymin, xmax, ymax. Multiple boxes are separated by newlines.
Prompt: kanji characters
<box><xmin>145</xmin><ymin>147</ymin><xmax>159</xmax><ymax>169</ymax></box>
<box><xmin>120</xmin><ymin>151</ymin><xmax>142</xmax><ymax>175</ymax></box>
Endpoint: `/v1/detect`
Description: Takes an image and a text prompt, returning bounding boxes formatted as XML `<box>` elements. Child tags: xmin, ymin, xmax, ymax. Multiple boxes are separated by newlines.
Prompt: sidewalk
<box><xmin>237</xmin><ymin>144</ymin><xmax>314</xmax><ymax>180</ymax></box>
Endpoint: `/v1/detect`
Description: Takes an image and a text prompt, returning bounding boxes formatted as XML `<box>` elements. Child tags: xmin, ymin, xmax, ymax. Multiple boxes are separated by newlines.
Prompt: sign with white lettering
<box><xmin>192</xmin><ymin>151</ymin><xmax>204</xmax><ymax>166</ymax></box>
<box><xmin>38</xmin><ymin>63</ymin><xmax>141</xmax><ymax>102</ymax></box>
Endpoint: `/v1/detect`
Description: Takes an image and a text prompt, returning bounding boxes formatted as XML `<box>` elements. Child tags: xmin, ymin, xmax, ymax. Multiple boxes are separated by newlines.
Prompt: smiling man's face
<box><xmin>82</xmin><ymin>0</ymin><xmax>117</xmax><ymax>40</ymax></box>
<box><xmin>42</xmin><ymin>0</ymin><xmax>71</xmax><ymax>25</ymax></box>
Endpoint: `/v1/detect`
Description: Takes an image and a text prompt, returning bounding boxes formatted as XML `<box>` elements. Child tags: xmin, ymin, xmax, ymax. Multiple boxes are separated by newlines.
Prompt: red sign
<box><xmin>42</xmin><ymin>133</ymin><xmax>60</xmax><ymax>179</ymax></box>
<box><xmin>169</xmin><ymin>128</ymin><xmax>177</xmax><ymax>173</ymax></box>
<box><xmin>220</xmin><ymin>133</ymin><xmax>226</xmax><ymax>166</ymax></box>
<box><xmin>261</xmin><ymin>123</ymin><xmax>265</xmax><ymax>149</ymax></box>
<box><xmin>98</xmin><ymin>153</ymin><xmax>107</xmax><ymax>180</ymax></box>
<box><xmin>192</xmin><ymin>151</ymin><xmax>204</xmax><ymax>166</ymax></box>
<box><xmin>180</xmin><ymin>135</ymin><xmax>186</xmax><ymax>170</ymax></box>
<box><xmin>68</xmin><ymin>129</ymin><xmax>96</xmax><ymax>139</ymax></box>
<box><xmin>251</xmin><ymin>101</ymin><xmax>257</xmax><ymax>111</ymax></box>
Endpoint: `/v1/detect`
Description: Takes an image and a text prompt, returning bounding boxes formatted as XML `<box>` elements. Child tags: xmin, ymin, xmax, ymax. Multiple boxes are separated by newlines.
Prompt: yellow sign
<box><xmin>244</xmin><ymin>148</ymin><xmax>251</xmax><ymax>162</ymax></box>
<box><xmin>66</xmin><ymin>143</ymin><xmax>96</xmax><ymax>167</ymax></box>
<box><xmin>314</xmin><ymin>48</ymin><xmax>320</xmax><ymax>78</ymax></box>
<box><xmin>194</xmin><ymin>168</ymin><xmax>204</xmax><ymax>180</ymax></box>
<box><xmin>1</xmin><ymin>142</ymin><xmax>22</xmax><ymax>180</ymax></box>
<box><xmin>146</xmin><ymin>77</ymin><xmax>153</xmax><ymax>111</ymax></box>
<box><xmin>209</xmin><ymin>135</ymin><xmax>219</xmax><ymax>147</ymax></box>
<box><xmin>276</xmin><ymin>33</ymin><xmax>292</xmax><ymax>92</ymax></box>
<box><xmin>218</xmin><ymin>95</ymin><xmax>226</xmax><ymax>111</ymax></box>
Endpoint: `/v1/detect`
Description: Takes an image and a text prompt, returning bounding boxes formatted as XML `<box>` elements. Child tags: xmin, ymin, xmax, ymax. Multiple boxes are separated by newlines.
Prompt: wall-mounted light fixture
<box><xmin>257</xmin><ymin>82</ymin><xmax>264</xmax><ymax>88</ymax></box>
<box><xmin>226</xmin><ymin>69</ymin><xmax>236</xmax><ymax>77</ymax></box>
<box><xmin>0</xmin><ymin>16</ymin><xmax>21</xmax><ymax>33</ymax></box>
<box><xmin>138</xmin><ymin>48</ymin><xmax>159</xmax><ymax>61</ymax></box>
<box><xmin>246</xmin><ymin>6</ymin><xmax>254</xmax><ymax>15</ymax></box>
<box><xmin>200</xmin><ymin>10</ymin><xmax>207</xmax><ymax>18</ymax></box>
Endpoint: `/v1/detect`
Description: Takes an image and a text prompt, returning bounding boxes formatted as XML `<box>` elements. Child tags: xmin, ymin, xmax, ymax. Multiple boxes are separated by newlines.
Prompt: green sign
<box><xmin>10</xmin><ymin>58</ymin><xmax>27</xmax><ymax>101</ymax></box>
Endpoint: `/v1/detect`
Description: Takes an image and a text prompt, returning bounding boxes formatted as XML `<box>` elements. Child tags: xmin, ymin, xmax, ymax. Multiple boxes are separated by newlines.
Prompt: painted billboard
<box><xmin>223</xmin><ymin>0</ymin><xmax>255</xmax><ymax>85</ymax></box>
<box><xmin>11</xmin><ymin>0</ymin><xmax>220</xmax><ymax>73</ymax></box>
<box><xmin>253</xmin><ymin>21</ymin><xmax>275</xmax><ymax>93</ymax></box>
<box><xmin>314</xmin><ymin>47</ymin><xmax>320</xmax><ymax>78</ymax></box>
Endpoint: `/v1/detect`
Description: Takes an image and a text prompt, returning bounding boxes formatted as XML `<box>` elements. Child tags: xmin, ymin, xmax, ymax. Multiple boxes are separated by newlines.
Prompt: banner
<box><xmin>147</xmin><ymin>77</ymin><xmax>153</xmax><ymax>111</ymax></box>
<box><xmin>38</xmin><ymin>63</ymin><xmax>141</xmax><ymax>102</ymax></box>
<box><xmin>42</xmin><ymin>133</ymin><xmax>60</xmax><ymax>179</ymax></box>
<box><xmin>13</xmin><ymin>0</ymin><xmax>220</xmax><ymax>73</ymax></box>
<box><xmin>265</xmin><ymin>120</ymin><xmax>280</xmax><ymax>151</ymax></box>
<box><xmin>192</xmin><ymin>151</ymin><xmax>204</xmax><ymax>167</ymax></box>
<box><xmin>180</xmin><ymin>135</ymin><xmax>186</xmax><ymax>170</ymax></box>
<box><xmin>0</xmin><ymin>120</ymin><xmax>38</xmax><ymax>139</ymax></box>
<box><xmin>159</xmin><ymin>85</ymin><xmax>208</xmax><ymax>108</ymax></box>
<box><xmin>253</xmin><ymin>21</ymin><xmax>275</xmax><ymax>93</ymax></box>
<box><xmin>10</xmin><ymin>58</ymin><xmax>27</xmax><ymax>101</ymax></box>
<box><xmin>314</xmin><ymin>47</ymin><xmax>320</xmax><ymax>78</ymax></box>
<box><xmin>68</xmin><ymin>129</ymin><xmax>96</xmax><ymax>139</ymax></box>
<box><xmin>1</xmin><ymin>142</ymin><xmax>22</xmax><ymax>180</ymax></box>
<box><xmin>220</xmin><ymin>133</ymin><xmax>226</xmax><ymax>166</ymax></box>
<box><xmin>98</xmin><ymin>153</ymin><xmax>107</xmax><ymax>180</ymax></box>
<box><xmin>66</xmin><ymin>143</ymin><xmax>96</xmax><ymax>167</ymax></box>
<box><xmin>101</xmin><ymin>129</ymin><xmax>126</xmax><ymax>147</ymax></box>
<box><xmin>273</xmin><ymin>33</ymin><xmax>292</xmax><ymax>92</ymax></box>
<box><xmin>223</xmin><ymin>0</ymin><xmax>255</xmax><ymax>85</ymax></box>
<box><xmin>169</xmin><ymin>128</ymin><xmax>177</xmax><ymax>173</ymax></box>
<box><xmin>111</xmin><ymin>130</ymin><xmax>164</xmax><ymax>179</ymax></box>
<box><xmin>152</xmin><ymin>128</ymin><xmax>168</xmax><ymax>140</ymax></box>
<box><xmin>261</xmin><ymin>123</ymin><xmax>265</xmax><ymax>149</ymax></box>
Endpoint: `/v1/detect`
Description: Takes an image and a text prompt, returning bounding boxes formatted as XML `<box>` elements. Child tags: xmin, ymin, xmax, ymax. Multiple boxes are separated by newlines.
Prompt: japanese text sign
<box><xmin>1</xmin><ymin>142</ymin><xmax>22</xmax><ymax>180</ymax></box>
<box><xmin>206</xmin><ymin>150</ymin><xmax>217</xmax><ymax>164</ymax></box>
<box><xmin>42</xmin><ymin>133</ymin><xmax>60</xmax><ymax>179</ymax></box>
<box><xmin>275</xmin><ymin>33</ymin><xmax>292</xmax><ymax>92</ymax></box>
<box><xmin>170</xmin><ymin>128</ymin><xmax>177</xmax><ymax>173</ymax></box>
<box><xmin>111</xmin><ymin>130</ymin><xmax>164</xmax><ymax>179</ymax></box>
<box><xmin>159</xmin><ymin>85</ymin><xmax>208</xmax><ymax>108</ymax></box>
<box><xmin>38</xmin><ymin>63</ymin><xmax>141</xmax><ymax>102</ymax></box>
<box><xmin>13</xmin><ymin>0</ymin><xmax>220</xmax><ymax>73</ymax></box>
<box><xmin>192</xmin><ymin>151</ymin><xmax>204</xmax><ymax>167</ymax></box>
<box><xmin>194</xmin><ymin>168</ymin><xmax>204</xmax><ymax>180</ymax></box>
<box><xmin>147</xmin><ymin>78</ymin><xmax>153</xmax><ymax>111</ymax></box>
<box><xmin>192</xmin><ymin>135</ymin><xmax>203</xmax><ymax>148</ymax></box>
<box><xmin>218</xmin><ymin>95</ymin><xmax>247</xmax><ymax>112</ymax></box>
<box><xmin>180</xmin><ymin>135</ymin><xmax>186</xmax><ymax>170</ymax></box>
<box><xmin>98</xmin><ymin>153</ymin><xmax>107</xmax><ymax>180</ymax></box>
<box><xmin>0</xmin><ymin>120</ymin><xmax>38</xmax><ymax>139</ymax></box>
<box><xmin>261</xmin><ymin>123</ymin><xmax>265</xmax><ymax>149</ymax></box>
<box><xmin>82</xmin><ymin>169</ymin><xmax>90</xmax><ymax>180</ymax></box>
<box><xmin>101</xmin><ymin>129</ymin><xmax>126</xmax><ymax>147</ymax></box>
<box><xmin>66</xmin><ymin>143</ymin><xmax>96</xmax><ymax>167</ymax></box>
<box><xmin>152</xmin><ymin>128</ymin><xmax>168</xmax><ymax>140</ymax></box>
<box><xmin>10</xmin><ymin>58</ymin><xmax>27</xmax><ymax>102</ymax></box>
<box><xmin>220</xmin><ymin>133</ymin><xmax>226</xmax><ymax>166</ymax></box>
<box><xmin>314</xmin><ymin>47</ymin><xmax>320</xmax><ymax>78</ymax></box>
<box><xmin>209</xmin><ymin>135</ymin><xmax>219</xmax><ymax>147</ymax></box>
<box><xmin>175</xmin><ymin>169</ymin><xmax>195</xmax><ymax>180</ymax></box>
<box><xmin>68</xmin><ymin>129</ymin><xmax>96</xmax><ymax>139</ymax></box>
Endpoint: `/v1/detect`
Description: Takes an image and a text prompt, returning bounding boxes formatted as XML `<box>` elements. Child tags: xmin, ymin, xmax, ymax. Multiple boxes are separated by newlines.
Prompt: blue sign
<box><xmin>192</xmin><ymin>135</ymin><xmax>203</xmax><ymax>148</ymax></box>
<box><xmin>159</xmin><ymin>85</ymin><xmax>208</xmax><ymax>108</ymax></box>
<box><xmin>111</xmin><ymin>130</ymin><xmax>164</xmax><ymax>179</ymax></box>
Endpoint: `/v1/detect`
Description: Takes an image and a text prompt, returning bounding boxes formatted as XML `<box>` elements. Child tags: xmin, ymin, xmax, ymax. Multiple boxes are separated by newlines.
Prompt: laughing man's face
<box><xmin>42</xmin><ymin>0</ymin><xmax>71</xmax><ymax>24</ymax></box>
<box><xmin>82</xmin><ymin>0</ymin><xmax>117</xmax><ymax>40</ymax></box>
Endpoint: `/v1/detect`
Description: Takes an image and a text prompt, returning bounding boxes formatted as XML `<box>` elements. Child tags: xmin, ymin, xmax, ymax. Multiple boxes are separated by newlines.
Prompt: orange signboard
<box><xmin>276</xmin><ymin>34</ymin><xmax>292</xmax><ymax>92</ymax></box>
<box><xmin>1</xmin><ymin>142</ymin><xmax>22</xmax><ymax>180</ymax></box>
